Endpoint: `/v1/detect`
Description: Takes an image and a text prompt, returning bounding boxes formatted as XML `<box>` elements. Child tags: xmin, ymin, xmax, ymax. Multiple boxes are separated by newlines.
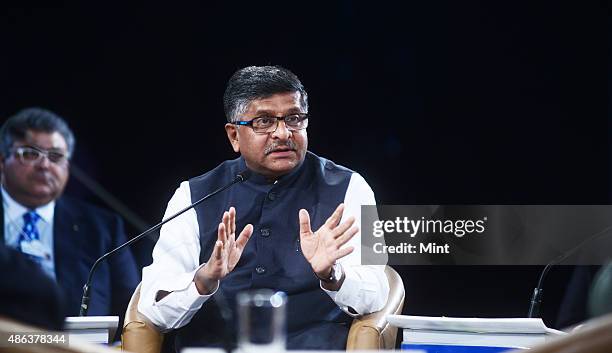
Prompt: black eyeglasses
<box><xmin>232</xmin><ymin>113</ymin><xmax>309</xmax><ymax>134</ymax></box>
<box><xmin>12</xmin><ymin>145</ymin><xmax>68</xmax><ymax>166</ymax></box>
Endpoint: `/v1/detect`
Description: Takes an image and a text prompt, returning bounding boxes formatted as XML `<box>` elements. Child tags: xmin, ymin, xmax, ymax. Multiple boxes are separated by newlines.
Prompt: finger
<box><xmin>227</xmin><ymin>230</ymin><xmax>236</xmax><ymax>252</ymax></box>
<box><xmin>299</xmin><ymin>209</ymin><xmax>312</xmax><ymax>237</ymax></box>
<box><xmin>324</xmin><ymin>203</ymin><xmax>345</xmax><ymax>228</ymax></box>
<box><xmin>228</xmin><ymin>207</ymin><xmax>236</xmax><ymax>237</ymax></box>
<box><xmin>333</xmin><ymin>246</ymin><xmax>354</xmax><ymax>261</ymax></box>
<box><xmin>336</xmin><ymin>226</ymin><xmax>359</xmax><ymax>247</ymax></box>
<box><xmin>212</xmin><ymin>240</ymin><xmax>223</xmax><ymax>260</ymax></box>
<box><xmin>227</xmin><ymin>208</ymin><xmax>236</xmax><ymax>248</ymax></box>
<box><xmin>222</xmin><ymin>211</ymin><xmax>230</xmax><ymax>238</ymax></box>
<box><xmin>218</xmin><ymin>222</ymin><xmax>227</xmax><ymax>245</ymax></box>
<box><xmin>236</xmin><ymin>224</ymin><xmax>253</xmax><ymax>250</ymax></box>
<box><xmin>332</xmin><ymin>216</ymin><xmax>355</xmax><ymax>239</ymax></box>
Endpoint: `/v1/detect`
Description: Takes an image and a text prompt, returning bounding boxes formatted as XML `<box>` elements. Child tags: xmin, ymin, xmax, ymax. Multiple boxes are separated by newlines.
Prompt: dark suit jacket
<box><xmin>1</xmin><ymin>195</ymin><xmax>139</xmax><ymax>320</ymax></box>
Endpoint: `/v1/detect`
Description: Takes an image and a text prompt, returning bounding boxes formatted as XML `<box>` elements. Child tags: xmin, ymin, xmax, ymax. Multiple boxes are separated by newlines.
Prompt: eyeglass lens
<box><xmin>16</xmin><ymin>147</ymin><xmax>67</xmax><ymax>164</ymax></box>
<box><xmin>252</xmin><ymin>115</ymin><xmax>308</xmax><ymax>133</ymax></box>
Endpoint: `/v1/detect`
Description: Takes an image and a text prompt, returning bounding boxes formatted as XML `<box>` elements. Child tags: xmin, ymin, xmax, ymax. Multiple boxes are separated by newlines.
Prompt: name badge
<box><xmin>20</xmin><ymin>239</ymin><xmax>47</xmax><ymax>259</ymax></box>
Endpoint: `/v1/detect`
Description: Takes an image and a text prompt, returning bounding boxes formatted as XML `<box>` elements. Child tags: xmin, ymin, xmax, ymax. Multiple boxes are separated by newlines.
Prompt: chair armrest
<box><xmin>346</xmin><ymin>266</ymin><xmax>405</xmax><ymax>350</ymax></box>
<box><xmin>347</xmin><ymin>313</ymin><xmax>391</xmax><ymax>350</ymax></box>
<box><xmin>121</xmin><ymin>283</ymin><xmax>164</xmax><ymax>353</ymax></box>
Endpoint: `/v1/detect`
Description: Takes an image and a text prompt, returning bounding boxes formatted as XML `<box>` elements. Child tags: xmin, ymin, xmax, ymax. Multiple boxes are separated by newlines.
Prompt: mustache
<box><xmin>264</xmin><ymin>140</ymin><xmax>297</xmax><ymax>155</ymax></box>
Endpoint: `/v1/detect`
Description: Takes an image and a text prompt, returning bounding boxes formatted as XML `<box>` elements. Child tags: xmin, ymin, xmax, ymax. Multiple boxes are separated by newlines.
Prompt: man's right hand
<box><xmin>194</xmin><ymin>207</ymin><xmax>253</xmax><ymax>294</ymax></box>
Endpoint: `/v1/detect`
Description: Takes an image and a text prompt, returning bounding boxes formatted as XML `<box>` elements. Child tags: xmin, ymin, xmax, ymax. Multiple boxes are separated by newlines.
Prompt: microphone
<box><xmin>527</xmin><ymin>224</ymin><xmax>612</xmax><ymax>318</ymax></box>
<box><xmin>79</xmin><ymin>170</ymin><xmax>251</xmax><ymax>316</ymax></box>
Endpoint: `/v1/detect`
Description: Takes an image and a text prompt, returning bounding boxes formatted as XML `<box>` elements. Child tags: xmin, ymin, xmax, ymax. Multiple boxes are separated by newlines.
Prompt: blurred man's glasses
<box><xmin>12</xmin><ymin>146</ymin><xmax>68</xmax><ymax>166</ymax></box>
<box><xmin>233</xmin><ymin>113</ymin><xmax>309</xmax><ymax>134</ymax></box>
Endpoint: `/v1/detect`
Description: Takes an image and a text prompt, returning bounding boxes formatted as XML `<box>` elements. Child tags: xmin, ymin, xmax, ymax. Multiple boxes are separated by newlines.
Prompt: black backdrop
<box><xmin>1</xmin><ymin>1</ymin><xmax>609</xmax><ymax>330</ymax></box>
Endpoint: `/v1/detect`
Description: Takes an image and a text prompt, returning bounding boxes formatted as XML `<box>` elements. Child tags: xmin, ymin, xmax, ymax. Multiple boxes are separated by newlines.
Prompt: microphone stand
<box><xmin>527</xmin><ymin>224</ymin><xmax>612</xmax><ymax>318</ymax></box>
<box><xmin>79</xmin><ymin>171</ymin><xmax>250</xmax><ymax>316</ymax></box>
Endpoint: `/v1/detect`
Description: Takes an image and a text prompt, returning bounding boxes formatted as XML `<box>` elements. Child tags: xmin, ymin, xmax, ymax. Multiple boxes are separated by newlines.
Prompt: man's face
<box><xmin>225</xmin><ymin>91</ymin><xmax>308</xmax><ymax>179</ymax></box>
<box><xmin>0</xmin><ymin>130</ymin><xmax>70</xmax><ymax>208</ymax></box>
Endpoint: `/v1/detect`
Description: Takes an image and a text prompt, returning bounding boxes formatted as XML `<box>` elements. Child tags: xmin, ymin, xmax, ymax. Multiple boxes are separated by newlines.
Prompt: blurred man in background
<box><xmin>0</xmin><ymin>107</ymin><xmax>138</xmax><ymax>321</ymax></box>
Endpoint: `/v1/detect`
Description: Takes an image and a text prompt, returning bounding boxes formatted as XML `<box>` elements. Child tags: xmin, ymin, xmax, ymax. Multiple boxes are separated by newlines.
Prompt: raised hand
<box><xmin>194</xmin><ymin>207</ymin><xmax>253</xmax><ymax>294</ymax></box>
<box><xmin>299</xmin><ymin>203</ymin><xmax>358</xmax><ymax>281</ymax></box>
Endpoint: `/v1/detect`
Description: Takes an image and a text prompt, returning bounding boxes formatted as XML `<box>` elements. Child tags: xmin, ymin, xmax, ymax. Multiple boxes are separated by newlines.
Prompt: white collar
<box><xmin>1</xmin><ymin>186</ymin><xmax>55</xmax><ymax>223</ymax></box>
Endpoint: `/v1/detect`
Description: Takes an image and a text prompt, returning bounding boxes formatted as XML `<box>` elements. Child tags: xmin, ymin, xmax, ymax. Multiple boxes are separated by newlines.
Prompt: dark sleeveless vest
<box><xmin>172</xmin><ymin>151</ymin><xmax>354</xmax><ymax>351</ymax></box>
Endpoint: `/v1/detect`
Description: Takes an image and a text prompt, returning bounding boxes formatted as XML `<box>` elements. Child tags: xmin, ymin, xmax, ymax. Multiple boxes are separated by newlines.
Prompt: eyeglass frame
<box><xmin>231</xmin><ymin>113</ymin><xmax>309</xmax><ymax>134</ymax></box>
<box><xmin>10</xmin><ymin>145</ymin><xmax>69</xmax><ymax>166</ymax></box>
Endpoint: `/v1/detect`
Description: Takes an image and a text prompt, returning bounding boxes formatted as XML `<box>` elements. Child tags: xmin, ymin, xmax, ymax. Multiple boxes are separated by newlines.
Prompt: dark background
<box><xmin>1</xmin><ymin>1</ymin><xmax>609</xmax><ymax>330</ymax></box>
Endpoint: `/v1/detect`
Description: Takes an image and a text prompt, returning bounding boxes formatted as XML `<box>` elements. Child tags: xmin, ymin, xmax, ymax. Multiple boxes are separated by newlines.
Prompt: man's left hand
<box><xmin>299</xmin><ymin>203</ymin><xmax>357</xmax><ymax>288</ymax></box>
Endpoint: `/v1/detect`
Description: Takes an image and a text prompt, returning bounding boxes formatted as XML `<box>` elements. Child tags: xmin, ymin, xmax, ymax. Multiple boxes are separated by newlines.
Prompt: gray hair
<box><xmin>0</xmin><ymin>107</ymin><xmax>76</xmax><ymax>158</ymax></box>
<box><xmin>223</xmin><ymin>65</ymin><xmax>309</xmax><ymax>123</ymax></box>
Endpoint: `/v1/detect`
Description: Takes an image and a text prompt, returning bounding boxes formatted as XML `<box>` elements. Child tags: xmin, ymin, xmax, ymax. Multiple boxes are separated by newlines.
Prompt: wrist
<box><xmin>194</xmin><ymin>266</ymin><xmax>220</xmax><ymax>295</ymax></box>
<box><xmin>316</xmin><ymin>267</ymin><xmax>333</xmax><ymax>282</ymax></box>
<box><xmin>316</xmin><ymin>263</ymin><xmax>343</xmax><ymax>284</ymax></box>
<box><xmin>194</xmin><ymin>277</ymin><xmax>219</xmax><ymax>295</ymax></box>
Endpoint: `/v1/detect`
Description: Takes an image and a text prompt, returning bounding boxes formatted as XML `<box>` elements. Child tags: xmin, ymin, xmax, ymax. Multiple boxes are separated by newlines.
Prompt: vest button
<box><xmin>255</xmin><ymin>266</ymin><xmax>266</xmax><ymax>274</ymax></box>
<box><xmin>260</xmin><ymin>228</ymin><xmax>271</xmax><ymax>237</ymax></box>
<box><xmin>268</xmin><ymin>192</ymin><xmax>277</xmax><ymax>201</ymax></box>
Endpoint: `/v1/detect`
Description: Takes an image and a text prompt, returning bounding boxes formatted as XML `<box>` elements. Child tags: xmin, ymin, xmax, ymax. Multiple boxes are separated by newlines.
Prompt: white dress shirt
<box><xmin>2</xmin><ymin>186</ymin><xmax>56</xmax><ymax>280</ymax></box>
<box><xmin>139</xmin><ymin>172</ymin><xmax>389</xmax><ymax>331</ymax></box>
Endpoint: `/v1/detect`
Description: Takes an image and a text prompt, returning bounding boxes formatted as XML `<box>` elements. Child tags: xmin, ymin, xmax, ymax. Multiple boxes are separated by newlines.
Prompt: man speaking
<box><xmin>139</xmin><ymin>66</ymin><xmax>389</xmax><ymax>350</ymax></box>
